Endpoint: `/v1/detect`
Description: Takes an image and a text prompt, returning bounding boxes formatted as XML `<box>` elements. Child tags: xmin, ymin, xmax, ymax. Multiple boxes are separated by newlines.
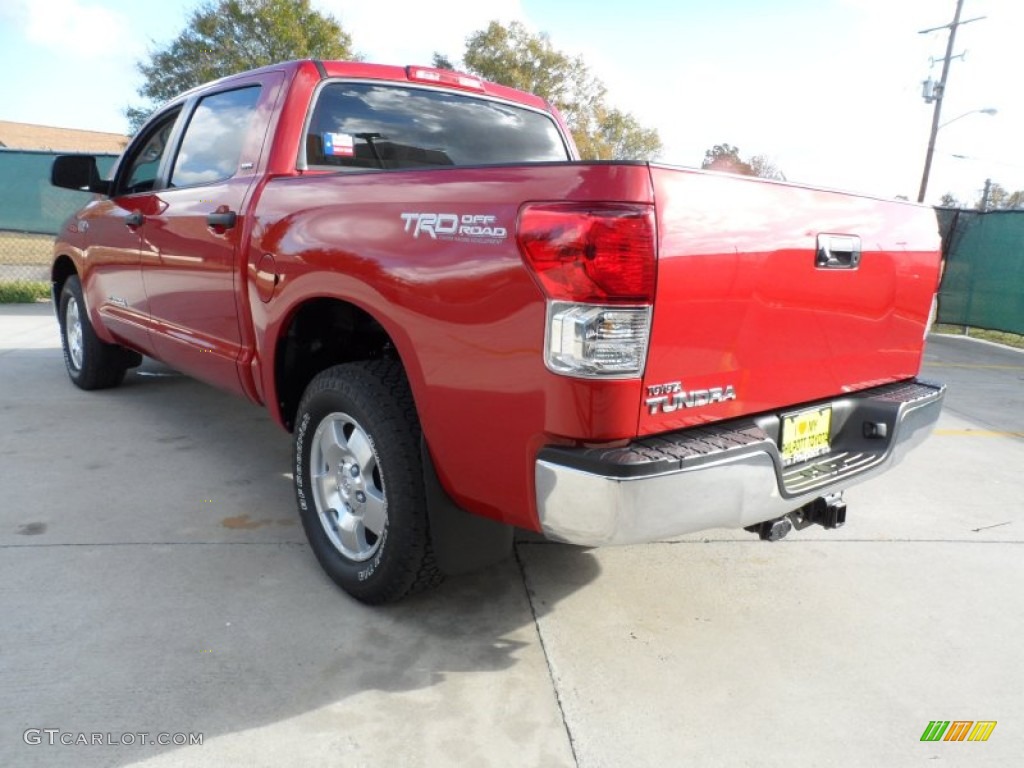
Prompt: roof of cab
<box><xmin>172</xmin><ymin>59</ymin><xmax>553</xmax><ymax>113</ymax></box>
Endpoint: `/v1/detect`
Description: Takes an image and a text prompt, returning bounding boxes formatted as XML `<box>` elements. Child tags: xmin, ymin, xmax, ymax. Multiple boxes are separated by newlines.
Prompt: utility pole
<box><xmin>916</xmin><ymin>0</ymin><xmax>984</xmax><ymax>203</ymax></box>
<box><xmin>980</xmin><ymin>178</ymin><xmax>992</xmax><ymax>211</ymax></box>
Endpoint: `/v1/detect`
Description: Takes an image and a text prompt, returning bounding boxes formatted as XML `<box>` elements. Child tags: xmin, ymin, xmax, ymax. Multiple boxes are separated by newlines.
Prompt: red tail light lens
<box><xmin>517</xmin><ymin>204</ymin><xmax>657</xmax><ymax>303</ymax></box>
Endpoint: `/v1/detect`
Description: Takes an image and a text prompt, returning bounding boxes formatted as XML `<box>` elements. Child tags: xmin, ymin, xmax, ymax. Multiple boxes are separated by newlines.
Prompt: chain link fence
<box><xmin>0</xmin><ymin>149</ymin><xmax>117</xmax><ymax>285</ymax></box>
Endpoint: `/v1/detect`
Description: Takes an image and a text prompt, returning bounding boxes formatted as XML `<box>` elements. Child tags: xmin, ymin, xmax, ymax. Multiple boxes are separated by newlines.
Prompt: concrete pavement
<box><xmin>1</xmin><ymin>302</ymin><xmax>1021</xmax><ymax>767</ymax></box>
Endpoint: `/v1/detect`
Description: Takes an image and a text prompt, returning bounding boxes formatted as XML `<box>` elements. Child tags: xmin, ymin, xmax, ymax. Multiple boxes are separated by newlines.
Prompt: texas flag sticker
<box><xmin>323</xmin><ymin>132</ymin><xmax>355</xmax><ymax>157</ymax></box>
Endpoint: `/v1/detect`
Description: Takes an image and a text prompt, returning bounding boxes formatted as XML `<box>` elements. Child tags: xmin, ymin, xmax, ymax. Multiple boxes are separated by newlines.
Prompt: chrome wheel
<box><xmin>65</xmin><ymin>295</ymin><xmax>84</xmax><ymax>371</ymax></box>
<box><xmin>58</xmin><ymin>275</ymin><xmax>133</xmax><ymax>390</ymax></box>
<box><xmin>310</xmin><ymin>412</ymin><xmax>387</xmax><ymax>561</ymax></box>
<box><xmin>294</xmin><ymin>361</ymin><xmax>443</xmax><ymax>603</ymax></box>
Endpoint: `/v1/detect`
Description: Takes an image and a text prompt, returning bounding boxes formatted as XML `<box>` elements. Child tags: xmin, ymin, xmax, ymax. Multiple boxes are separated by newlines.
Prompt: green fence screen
<box><xmin>937</xmin><ymin>208</ymin><xmax>1024</xmax><ymax>336</ymax></box>
<box><xmin>0</xmin><ymin>149</ymin><xmax>118</xmax><ymax>235</ymax></box>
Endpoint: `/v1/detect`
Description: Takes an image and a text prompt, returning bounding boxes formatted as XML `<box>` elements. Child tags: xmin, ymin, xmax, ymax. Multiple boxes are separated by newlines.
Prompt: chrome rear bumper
<box><xmin>535</xmin><ymin>380</ymin><xmax>945</xmax><ymax>546</ymax></box>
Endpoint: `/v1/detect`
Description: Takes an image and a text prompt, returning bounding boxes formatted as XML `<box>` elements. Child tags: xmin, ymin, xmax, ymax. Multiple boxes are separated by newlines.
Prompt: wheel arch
<box><xmin>272</xmin><ymin>296</ymin><xmax>416</xmax><ymax>432</ymax></box>
<box><xmin>51</xmin><ymin>255</ymin><xmax>77</xmax><ymax>303</ymax></box>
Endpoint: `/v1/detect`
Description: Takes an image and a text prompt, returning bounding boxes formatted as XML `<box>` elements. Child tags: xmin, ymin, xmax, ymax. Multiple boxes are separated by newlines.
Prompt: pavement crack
<box><xmin>514</xmin><ymin>542</ymin><xmax>580</xmax><ymax>768</ymax></box>
<box><xmin>972</xmin><ymin>521</ymin><xmax>1012</xmax><ymax>532</ymax></box>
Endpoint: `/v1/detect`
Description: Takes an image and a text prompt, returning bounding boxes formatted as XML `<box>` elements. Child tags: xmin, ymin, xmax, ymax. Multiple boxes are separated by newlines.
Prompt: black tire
<box><xmin>293</xmin><ymin>360</ymin><xmax>443</xmax><ymax>604</ymax></box>
<box><xmin>57</xmin><ymin>276</ymin><xmax>138</xmax><ymax>390</ymax></box>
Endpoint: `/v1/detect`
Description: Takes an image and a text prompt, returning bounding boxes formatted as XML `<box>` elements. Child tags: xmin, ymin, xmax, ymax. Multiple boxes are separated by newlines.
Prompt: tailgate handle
<box><xmin>816</xmin><ymin>234</ymin><xmax>861</xmax><ymax>269</ymax></box>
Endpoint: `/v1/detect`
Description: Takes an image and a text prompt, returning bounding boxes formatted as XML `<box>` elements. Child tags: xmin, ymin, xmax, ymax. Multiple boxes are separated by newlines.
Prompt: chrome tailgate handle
<box><xmin>816</xmin><ymin>234</ymin><xmax>861</xmax><ymax>269</ymax></box>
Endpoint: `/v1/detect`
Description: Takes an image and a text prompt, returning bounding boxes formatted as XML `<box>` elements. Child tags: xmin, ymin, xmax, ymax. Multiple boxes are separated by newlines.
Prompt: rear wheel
<box><xmin>293</xmin><ymin>360</ymin><xmax>443</xmax><ymax>603</ymax></box>
<box><xmin>58</xmin><ymin>276</ymin><xmax>138</xmax><ymax>390</ymax></box>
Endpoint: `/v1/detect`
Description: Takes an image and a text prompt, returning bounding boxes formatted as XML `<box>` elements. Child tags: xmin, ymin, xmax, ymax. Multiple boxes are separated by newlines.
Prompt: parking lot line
<box><xmin>932</xmin><ymin>429</ymin><xmax>1024</xmax><ymax>438</ymax></box>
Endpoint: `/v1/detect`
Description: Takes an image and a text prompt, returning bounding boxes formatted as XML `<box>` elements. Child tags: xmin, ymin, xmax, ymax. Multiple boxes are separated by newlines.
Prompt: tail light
<box><xmin>517</xmin><ymin>203</ymin><xmax>657</xmax><ymax>378</ymax></box>
<box><xmin>517</xmin><ymin>204</ymin><xmax>656</xmax><ymax>303</ymax></box>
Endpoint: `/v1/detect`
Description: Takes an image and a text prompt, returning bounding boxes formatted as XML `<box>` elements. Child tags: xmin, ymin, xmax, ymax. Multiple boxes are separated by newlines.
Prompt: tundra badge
<box><xmin>645</xmin><ymin>381</ymin><xmax>737</xmax><ymax>414</ymax></box>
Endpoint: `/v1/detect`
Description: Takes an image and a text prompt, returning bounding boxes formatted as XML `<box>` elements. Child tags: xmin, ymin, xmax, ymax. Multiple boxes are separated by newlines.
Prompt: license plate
<box><xmin>780</xmin><ymin>406</ymin><xmax>833</xmax><ymax>467</ymax></box>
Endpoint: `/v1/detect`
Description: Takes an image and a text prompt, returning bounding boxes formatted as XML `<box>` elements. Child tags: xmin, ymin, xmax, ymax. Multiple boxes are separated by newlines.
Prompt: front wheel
<box><xmin>57</xmin><ymin>276</ymin><xmax>138</xmax><ymax>390</ymax></box>
<box><xmin>293</xmin><ymin>360</ymin><xmax>443</xmax><ymax>603</ymax></box>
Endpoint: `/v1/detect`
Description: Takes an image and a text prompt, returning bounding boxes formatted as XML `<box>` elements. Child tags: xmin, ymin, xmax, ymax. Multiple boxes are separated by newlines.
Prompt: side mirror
<box><xmin>51</xmin><ymin>155</ymin><xmax>111</xmax><ymax>195</ymax></box>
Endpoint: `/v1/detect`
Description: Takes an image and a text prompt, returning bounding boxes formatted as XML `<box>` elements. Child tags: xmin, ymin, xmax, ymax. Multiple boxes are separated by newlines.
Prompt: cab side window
<box><xmin>170</xmin><ymin>86</ymin><xmax>261</xmax><ymax>188</ymax></box>
<box><xmin>118</xmin><ymin>110</ymin><xmax>180</xmax><ymax>196</ymax></box>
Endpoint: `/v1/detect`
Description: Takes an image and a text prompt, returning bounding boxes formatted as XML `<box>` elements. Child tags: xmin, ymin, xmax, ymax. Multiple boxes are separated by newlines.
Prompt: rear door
<box><xmin>142</xmin><ymin>74</ymin><xmax>281</xmax><ymax>394</ymax></box>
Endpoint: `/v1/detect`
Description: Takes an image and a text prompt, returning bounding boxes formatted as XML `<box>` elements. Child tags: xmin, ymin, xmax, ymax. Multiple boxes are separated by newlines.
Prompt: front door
<box><xmin>77</xmin><ymin>110</ymin><xmax>180</xmax><ymax>352</ymax></box>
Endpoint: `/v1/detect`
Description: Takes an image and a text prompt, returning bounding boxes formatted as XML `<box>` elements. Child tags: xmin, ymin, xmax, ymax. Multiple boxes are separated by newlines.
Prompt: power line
<box><xmin>946</xmin><ymin>153</ymin><xmax>1024</xmax><ymax>171</ymax></box>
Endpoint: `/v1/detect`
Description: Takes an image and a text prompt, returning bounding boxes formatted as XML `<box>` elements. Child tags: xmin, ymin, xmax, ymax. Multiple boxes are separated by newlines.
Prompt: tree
<box><xmin>127</xmin><ymin>0</ymin><xmax>356</xmax><ymax>132</ymax></box>
<box><xmin>438</xmin><ymin>21</ymin><xmax>662</xmax><ymax>161</ymax></box>
<box><xmin>584</xmin><ymin>106</ymin><xmax>662</xmax><ymax>163</ymax></box>
<box><xmin>1004</xmin><ymin>190</ymin><xmax>1024</xmax><ymax>209</ymax></box>
<box><xmin>701</xmin><ymin>144</ymin><xmax>753</xmax><ymax>175</ymax></box>
<box><xmin>701</xmin><ymin>143</ymin><xmax>786</xmax><ymax>180</ymax></box>
<box><xmin>978</xmin><ymin>181</ymin><xmax>1024</xmax><ymax>211</ymax></box>
<box><xmin>748</xmin><ymin>154</ymin><xmax>786</xmax><ymax>181</ymax></box>
<box><xmin>939</xmin><ymin>192</ymin><xmax>959</xmax><ymax>207</ymax></box>
<box><xmin>431</xmin><ymin>53</ymin><xmax>456</xmax><ymax>71</ymax></box>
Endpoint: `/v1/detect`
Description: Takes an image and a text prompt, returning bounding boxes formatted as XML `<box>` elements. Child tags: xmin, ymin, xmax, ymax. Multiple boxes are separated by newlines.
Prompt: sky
<box><xmin>0</xmin><ymin>0</ymin><xmax>1019</xmax><ymax>205</ymax></box>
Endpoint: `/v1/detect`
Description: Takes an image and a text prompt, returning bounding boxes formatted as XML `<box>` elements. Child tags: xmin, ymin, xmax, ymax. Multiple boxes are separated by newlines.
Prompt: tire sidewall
<box><xmin>294</xmin><ymin>366</ymin><xmax>427</xmax><ymax>602</ymax></box>
<box><xmin>57</xmin><ymin>275</ymin><xmax>129</xmax><ymax>390</ymax></box>
<box><xmin>58</xmin><ymin>277</ymin><xmax>87</xmax><ymax>384</ymax></box>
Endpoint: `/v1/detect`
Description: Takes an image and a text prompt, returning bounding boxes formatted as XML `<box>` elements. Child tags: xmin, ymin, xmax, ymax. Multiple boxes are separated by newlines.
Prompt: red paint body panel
<box><xmin>52</xmin><ymin>60</ymin><xmax>942</xmax><ymax>535</ymax></box>
<box><xmin>251</xmin><ymin>164</ymin><xmax>654</xmax><ymax>524</ymax></box>
<box><xmin>73</xmin><ymin>196</ymin><xmax>155</xmax><ymax>352</ymax></box>
<box><xmin>640</xmin><ymin>167</ymin><xmax>942</xmax><ymax>435</ymax></box>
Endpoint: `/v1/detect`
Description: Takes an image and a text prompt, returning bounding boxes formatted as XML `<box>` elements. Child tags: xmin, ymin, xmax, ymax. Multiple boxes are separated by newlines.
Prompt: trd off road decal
<box><xmin>400</xmin><ymin>212</ymin><xmax>508</xmax><ymax>243</ymax></box>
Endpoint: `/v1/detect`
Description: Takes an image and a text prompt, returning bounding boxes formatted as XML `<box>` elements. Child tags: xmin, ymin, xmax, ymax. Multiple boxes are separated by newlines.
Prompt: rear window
<box><xmin>305</xmin><ymin>82</ymin><xmax>569</xmax><ymax>170</ymax></box>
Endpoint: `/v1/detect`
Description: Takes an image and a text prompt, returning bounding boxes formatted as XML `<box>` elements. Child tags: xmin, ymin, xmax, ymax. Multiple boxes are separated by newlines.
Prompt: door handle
<box><xmin>124</xmin><ymin>211</ymin><xmax>144</xmax><ymax>228</ymax></box>
<box><xmin>206</xmin><ymin>211</ymin><xmax>237</xmax><ymax>229</ymax></box>
<box><xmin>816</xmin><ymin>234</ymin><xmax>861</xmax><ymax>269</ymax></box>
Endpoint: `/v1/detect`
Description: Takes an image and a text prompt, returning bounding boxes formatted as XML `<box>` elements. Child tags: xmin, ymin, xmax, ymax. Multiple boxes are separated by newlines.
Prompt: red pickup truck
<box><xmin>50</xmin><ymin>59</ymin><xmax>944</xmax><ymax>603</ymax></box>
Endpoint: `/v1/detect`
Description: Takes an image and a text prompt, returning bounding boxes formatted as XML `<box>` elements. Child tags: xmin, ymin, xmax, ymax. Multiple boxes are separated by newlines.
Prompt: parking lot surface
<box><xmin>2</xmin><ymin>302</ymin><xmax>1021</xmax><ymax>767</ymax></box>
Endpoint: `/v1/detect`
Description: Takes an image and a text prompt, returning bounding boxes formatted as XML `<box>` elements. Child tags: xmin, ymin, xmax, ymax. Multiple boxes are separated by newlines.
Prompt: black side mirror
<box><xmin>51</xmin><ymin>155</ymin><xmax>111</xmax><ymax>195</ymax></box>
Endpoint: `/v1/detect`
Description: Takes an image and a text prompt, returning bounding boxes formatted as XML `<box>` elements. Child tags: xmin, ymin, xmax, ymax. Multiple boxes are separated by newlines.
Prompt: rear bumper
<box><xmin>535</xmin><ymin>379</ymin><xmax>945</xmax><ymax>546</ymax></box>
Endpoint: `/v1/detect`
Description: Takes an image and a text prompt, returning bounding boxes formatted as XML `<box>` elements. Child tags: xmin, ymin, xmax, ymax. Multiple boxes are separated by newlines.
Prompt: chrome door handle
<box><xmin>816</xmin><ymin>234</ymin><xmax>861</xmax><ymax>269</ymax></box>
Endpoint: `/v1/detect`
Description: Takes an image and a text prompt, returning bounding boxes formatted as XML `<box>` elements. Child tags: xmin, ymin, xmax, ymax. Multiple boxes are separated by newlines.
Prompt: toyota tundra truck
<box><xmin>49</xmin><ymin>59</ymin><xmax>945</xmax><ymax>603</ymax></box>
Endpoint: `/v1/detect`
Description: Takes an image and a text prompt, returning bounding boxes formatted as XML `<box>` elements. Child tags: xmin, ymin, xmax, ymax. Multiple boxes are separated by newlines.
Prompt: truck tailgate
<box><xmin>641</xmin><ymin>166</ymin><xmax>941</xmax><ymax>436</ymax></box>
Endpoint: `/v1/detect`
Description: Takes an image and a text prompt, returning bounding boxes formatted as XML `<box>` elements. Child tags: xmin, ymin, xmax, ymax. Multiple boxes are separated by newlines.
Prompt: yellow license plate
<box><xmin>780</xmin><ymin>406</ymin><xmax>832</xmax><ymax>466</ymax></box>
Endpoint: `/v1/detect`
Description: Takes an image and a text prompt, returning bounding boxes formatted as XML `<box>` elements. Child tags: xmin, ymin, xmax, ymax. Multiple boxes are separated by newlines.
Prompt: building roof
<box><xmin>0</xmin><ymin>120</ymin><xmax>128</xmax><ymax>153</ymax></box>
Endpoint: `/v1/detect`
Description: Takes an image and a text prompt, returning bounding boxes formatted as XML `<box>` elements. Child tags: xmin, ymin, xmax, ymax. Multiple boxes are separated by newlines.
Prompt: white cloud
<box><xmin>16</xmin><ymin>0</ymin><xmax>139</xmax><ymax>60</ymax></box>
<box><xmin>316</xmin><ymin>0</ymin><xmax>526</xmax><ymax>67</ymax></box>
